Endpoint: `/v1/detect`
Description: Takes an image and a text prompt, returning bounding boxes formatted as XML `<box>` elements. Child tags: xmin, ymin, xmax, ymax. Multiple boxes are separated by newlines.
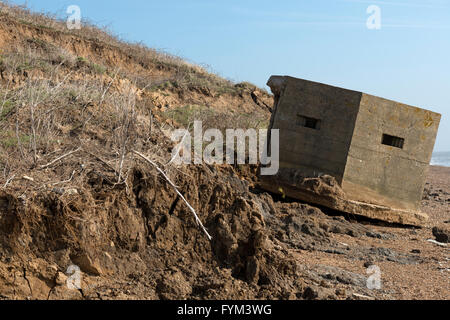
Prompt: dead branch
<box><xmin>40</xmin><ymin>148</ymin><xmax>81</xmax><ymax>169</ymax></box>
<box><xmin>84</xmin><ymin>150</ymin><xmax>119</xmax><ymax>175</ymax></box>
<box><xmin>52</xmin><ymin>170</ymin><xmax>76</xmax><ymax>186</ymax></box>
<box><xmin>2</xmin><ymin>174</ymin><xmax>15</xmax><ymax>189</ymax></box>
<box><xmin>82</xmin><ymin>68</ymin><xmax>119</xmax><ymax>128</ymax></box>
<box><xmin>132</xmin><ymin>150</ymin><xmax>212</xmax><ymax>241</ymax></box>
<box><xmin>116</xmin><ymin>83</ymin><xmax>137</xmax><ymax>183</ymax></box>
<box><xmin>15</xmin><ymin>115</ymin><xmax>25</xmax><ymax>159</ymax></box>
<box><xmin>23</xmin><ymin>176</ymin><xmax>35</xmax><ymax>182</ymax></box>
<box><xmin>167</xmin><ymin>123</ymin><xmax>192</xmax><ymax>166</ymax></box>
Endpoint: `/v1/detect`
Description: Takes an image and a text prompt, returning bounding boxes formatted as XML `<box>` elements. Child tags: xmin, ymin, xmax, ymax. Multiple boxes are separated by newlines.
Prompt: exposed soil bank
<box><xmin>1</xmin><ymin>165</ymin><xmax>448</xmax><ymax>300</ymax></box>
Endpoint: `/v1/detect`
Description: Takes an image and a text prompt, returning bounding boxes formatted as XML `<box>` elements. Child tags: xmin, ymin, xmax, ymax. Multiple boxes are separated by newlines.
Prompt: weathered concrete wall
<box><xmin>343</xmin><ymin>93</ymin><xmax>441</xmax><ymax>209</ymax></box>
<box><xmin>264</xmin><ymin>75</ymin><xmax>441</xmax><ymax>225</ymax></box>
<box><xmin>267</xmin><ymin>76</ymin><xmax>362</xmax><ymax>182</ymax></box>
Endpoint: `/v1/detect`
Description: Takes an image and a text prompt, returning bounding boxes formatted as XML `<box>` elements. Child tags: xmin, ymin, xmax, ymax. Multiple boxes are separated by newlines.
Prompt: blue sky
<box><xmin>8</xmin><ymin>0</ymin><xmax>450</xmax><ymax>151</ymax></box>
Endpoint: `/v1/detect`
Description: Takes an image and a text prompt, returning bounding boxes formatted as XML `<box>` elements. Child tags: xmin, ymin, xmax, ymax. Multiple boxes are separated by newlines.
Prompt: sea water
<box><xmin>431</xmin><ymin>151</ymin><xmax>450</xmax><ymax>167</ymax></box>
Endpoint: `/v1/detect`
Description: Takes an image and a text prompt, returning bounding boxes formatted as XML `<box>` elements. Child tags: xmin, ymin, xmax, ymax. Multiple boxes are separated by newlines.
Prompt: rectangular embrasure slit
<box><xmin>382</xmin><ymin>134</ymin><xmax>405</xmax><ymax>149</ymax></box>
<box><xmin>297</xmin><ymin>115</ymin><xmax>321</xmax><ymax>130</ymax></box>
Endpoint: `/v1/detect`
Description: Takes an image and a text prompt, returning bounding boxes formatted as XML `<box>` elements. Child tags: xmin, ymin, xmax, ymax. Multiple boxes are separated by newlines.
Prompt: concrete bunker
<box><xmin>260</xmin><ymin>75</ymin><xmax>441</xmax><ymax>226</ymax></box>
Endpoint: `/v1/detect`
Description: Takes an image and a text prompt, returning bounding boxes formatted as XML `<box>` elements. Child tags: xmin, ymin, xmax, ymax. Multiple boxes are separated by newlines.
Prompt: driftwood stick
<box><xmin>40</xmin><ymin>148</ymin><xmax>81</xmax><ymax>169</ymax></box>
<box><xmin>132</xmin><ymin>150</ymin><xmax>212</xmax><ymax>241</ymax></box>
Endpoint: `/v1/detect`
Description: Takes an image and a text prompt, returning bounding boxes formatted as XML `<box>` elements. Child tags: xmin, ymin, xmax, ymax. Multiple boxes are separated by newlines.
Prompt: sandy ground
<box><xmin>290</xmin><ymin>166</ymin><xmax>449</xmax><ymax>300</ymax></box>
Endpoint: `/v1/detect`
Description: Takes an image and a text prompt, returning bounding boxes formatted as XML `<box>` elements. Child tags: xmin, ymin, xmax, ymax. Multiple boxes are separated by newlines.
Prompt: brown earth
<box><xmin>1</xmin><ymin>162</ymin><xmax>448</xmax><ymax>300</ymax></box>
<box><xmin>0</xmin><ymin>4</ymin><xmax>448</xmax><ymax>300</ymax></box>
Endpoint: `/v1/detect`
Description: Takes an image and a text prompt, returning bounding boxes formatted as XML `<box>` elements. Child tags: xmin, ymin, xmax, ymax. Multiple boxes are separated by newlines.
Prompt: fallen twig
<box><xmin>2</xmin><ymin>174</ymin><xmax>15</xmax><ymax>189</ymax></box>
<box><xmin>40</xmin><ymin>148</ymin><xmax>81</xmax><ymax>169</ymax></box>
<box><xmin>52</xmin><ymin>170</ymin><xmax>76</xmax><ymax>186</ymax></box>
<box><xmin>23</xmin><ymin>176</ymin><xmax>35</xmax><ymax>182</ymax></box>
<box><xmin>132</xmin><ymin>150</ymin><xmax>212</xmax><ymax>241</ymax></box>
<box><xmin>84</xmin><ymin>150</ymin><xmax>119</xmax><ymax>175</ymax></box>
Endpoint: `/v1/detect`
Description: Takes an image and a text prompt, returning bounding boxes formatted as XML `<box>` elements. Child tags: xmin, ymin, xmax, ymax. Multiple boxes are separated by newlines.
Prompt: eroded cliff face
<box><xmin>3</xmin><ymin>159</ymin><xmax>447</xmax><ymax>300</ymax></box>
<box><xmin>0</xmin><ymin>157</ymin><xmax>423</xmax><ymax>300</ymax></box>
